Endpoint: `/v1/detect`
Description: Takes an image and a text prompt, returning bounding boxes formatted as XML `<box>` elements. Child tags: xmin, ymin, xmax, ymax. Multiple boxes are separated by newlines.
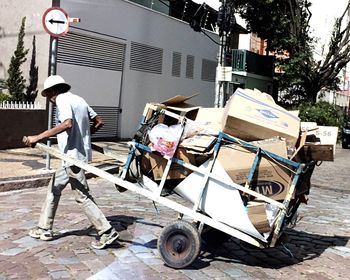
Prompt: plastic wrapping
<box><xmin>148</xmin><ymin>124</ymin><xmax>183</xmax><ymax>157</ymax></box>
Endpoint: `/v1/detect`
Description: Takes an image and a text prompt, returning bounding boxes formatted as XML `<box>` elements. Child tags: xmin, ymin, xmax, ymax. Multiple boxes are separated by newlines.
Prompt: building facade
<box><xmin>1</xmin><ymin>0</ymin><xmax>220</xmax><ymax>139</ymax></box>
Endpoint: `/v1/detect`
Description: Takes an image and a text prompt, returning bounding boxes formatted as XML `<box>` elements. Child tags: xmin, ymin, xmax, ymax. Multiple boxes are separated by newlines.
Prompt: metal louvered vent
<box><xmin>130</xmin><ymin>42</ymin><xmax>163</xmax><ymax>74</ymax></box>
<box><xmin>53</xmin><ymin>106</ymin><xmax>119</xmax><ymax>139</ymax></box>
<box><xmin>172</xmin><ymin>52</ymin><xmax>181</xmax><ymax>77</ymax></box>
<box><xmin>186</xmin><ymin>55</ymin><xmax>194</xmax><ymax>79</ymax></box>
<box><xmin>57</xmin><ymin>32</ymin><xmax>125</xmax><ymax>71</ymax></box>
<box><xmin>91</xmin><ymin>106</ymin><xmax>119</xmax><ymax>138</ymax></box>
<box><xmin>201</xmin><ymin>59</ymin><xmax>216</xmax><ymax>82</ymax></box>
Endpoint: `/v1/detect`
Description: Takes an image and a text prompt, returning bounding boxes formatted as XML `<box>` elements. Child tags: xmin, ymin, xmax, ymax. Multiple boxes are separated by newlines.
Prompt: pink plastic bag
<box><xmin>148</xmin><ymin>124</ymin><xmax>183</xmax><ymax>157</ymax></box>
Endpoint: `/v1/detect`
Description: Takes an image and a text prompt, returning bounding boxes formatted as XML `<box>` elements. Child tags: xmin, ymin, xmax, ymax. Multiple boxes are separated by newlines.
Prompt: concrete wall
<box><xmin>0</xmin><ymin>110</ymin><xmax>47</xmax><ymax>149</ymax></box>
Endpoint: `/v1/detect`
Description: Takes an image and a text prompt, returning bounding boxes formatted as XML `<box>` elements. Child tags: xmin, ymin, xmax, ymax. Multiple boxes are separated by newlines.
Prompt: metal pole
<box><xmin>214</xmin><ymin>26</ymin><xmax>222</xmax><ymax>108</ymax></box>
<box><xmin>214</xmin><ymin>0</ymin><xmax>227</xmax><ymax>108</ymax></box>
<box><xmin>215</xmin><ymin>32</ymin><xmax>227</xmax><ymax>108</ymax></box>
<box><xmin>219</xmin><ymin>33</ymin><xmax>226</xmax><ymax>108</ymax></box>
<box><xmin>45</xmin><ymin>36</ymin><xmax>58</xmax><ymax>170</ymax></box>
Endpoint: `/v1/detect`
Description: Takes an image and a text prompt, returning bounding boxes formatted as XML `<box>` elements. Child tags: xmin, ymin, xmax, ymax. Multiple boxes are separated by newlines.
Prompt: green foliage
<box><xmin>0</xmin><ymin>79</ymin><xmax>6</xmax><ymax>91</ymax></box>
<box><xmin>235</xmin><ymin>0</ymin><xmax>313</xmax><ymax>55</ymax></box>
<box><xmin>298</xmin><ymin>101</ymin><xmax>345</xmax><ymax>129</ymax></box>
<box><xmin>234</xmin><ymin>0</ymin><xmax>317</xmax><ymax>103</ymax></box>
<box><xmin>0</xmin><ymin>80</ymin><xmax>11</xmax><ymax>101</ymax></box>
<box><xmin>6</xmin><ymin>17</ymin><xmax>29</xmax><ymax>102</ymax></box>
<box><xmin>0</xmin><ymin>93</ymin><xmax>12</xmax><ymax>102</ymax></box>
<box><xmin>25</xmin><ymin>35</ymin><xmax>38</xmax><ymax>102</ymax></box>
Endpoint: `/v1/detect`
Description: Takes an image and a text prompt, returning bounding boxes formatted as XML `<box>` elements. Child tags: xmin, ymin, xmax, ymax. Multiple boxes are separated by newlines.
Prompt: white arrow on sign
<box><xmin>42</xmin><ymin>7</ymin><xmax>69</xmax><ymax>37</ymax></box>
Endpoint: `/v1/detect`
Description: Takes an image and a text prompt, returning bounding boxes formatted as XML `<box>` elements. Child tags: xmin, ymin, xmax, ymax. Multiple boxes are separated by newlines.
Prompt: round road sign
<box><xmin>42</xmin><ymin>7</ymin><xmax>69</xmax><ymax>37</ymax></box>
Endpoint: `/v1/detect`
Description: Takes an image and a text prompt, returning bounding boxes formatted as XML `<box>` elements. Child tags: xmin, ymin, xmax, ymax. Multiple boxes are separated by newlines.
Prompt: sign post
<box><xmin>42</xmin><ymin>7</ymin><xmax>79</xmax><ymax>169</ymax></box>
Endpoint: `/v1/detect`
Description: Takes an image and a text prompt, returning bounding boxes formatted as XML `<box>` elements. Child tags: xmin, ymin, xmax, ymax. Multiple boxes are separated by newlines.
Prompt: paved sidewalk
<box><xmin>0</xmin><ymin>144</ymin><xmax>349</xmax><ymax>279</ymax></box>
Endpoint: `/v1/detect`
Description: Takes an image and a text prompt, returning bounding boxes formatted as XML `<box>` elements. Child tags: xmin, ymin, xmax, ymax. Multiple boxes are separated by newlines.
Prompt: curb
<box><xmin>0</xmin><ymin>174</ymin><xmax>53</xmax><ymax>192</ymax></box>
<box><xmin>0</xmin><ymin>165</ymin><xmax>119</xmax><ymax>193</ymax></box>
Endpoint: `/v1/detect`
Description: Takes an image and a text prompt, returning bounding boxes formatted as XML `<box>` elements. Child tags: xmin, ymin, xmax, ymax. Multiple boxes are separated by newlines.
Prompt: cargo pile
<box><xmin>137</xmin><ymin>88</ymin><xmax>337</xmax><ymax>235</ymax></box>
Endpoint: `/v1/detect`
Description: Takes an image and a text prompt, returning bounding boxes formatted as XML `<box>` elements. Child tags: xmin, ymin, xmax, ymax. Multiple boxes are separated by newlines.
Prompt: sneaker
<box><xmin>29</xmin><ymin>227</ymin><xmax>54</xmax><ymax>241</ymax></box>
<box><xmin>91</xmin><ymin>228</ymin><xmax>119</xmax><ymax>249</ymax></box>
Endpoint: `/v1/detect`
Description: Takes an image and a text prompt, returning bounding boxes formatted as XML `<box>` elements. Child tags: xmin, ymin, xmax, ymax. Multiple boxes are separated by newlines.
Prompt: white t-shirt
<box><xmin>55</xmin><ymin>92</ymin><xmax>97</xmax><ymax>166</ymax></box>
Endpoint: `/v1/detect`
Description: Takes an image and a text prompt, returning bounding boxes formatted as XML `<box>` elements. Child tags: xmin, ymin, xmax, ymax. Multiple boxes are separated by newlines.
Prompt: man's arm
<box><xmin>24</xmin><ymin>119</ymin><xmax>73</xmax><ymax>146</ymax></box>
<box><xmin>90</xmin><ymin>115</ymin><xmax>104</xmax><ymax>134</ymax></box>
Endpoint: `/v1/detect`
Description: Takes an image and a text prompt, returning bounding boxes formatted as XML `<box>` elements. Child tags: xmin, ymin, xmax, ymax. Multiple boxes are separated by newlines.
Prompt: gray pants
<box><xmin>38</xmin><ymin>166</ymin><xmax>112</xmax><ymax>235</ymax></box>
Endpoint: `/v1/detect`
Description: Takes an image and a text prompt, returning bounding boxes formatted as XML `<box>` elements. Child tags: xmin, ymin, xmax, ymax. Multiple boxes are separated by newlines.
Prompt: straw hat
<box><xmin>41</xmin><ymin>75</ymin><xmax>71</xmax><ymax>97</ymax></box>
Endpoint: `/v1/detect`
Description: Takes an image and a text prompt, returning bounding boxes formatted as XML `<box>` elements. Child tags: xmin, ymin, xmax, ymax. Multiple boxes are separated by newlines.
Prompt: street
<box><xmin>0</xmin><ymin>147</ymin><xmax>349</xmax><ymax>280</ymax></box>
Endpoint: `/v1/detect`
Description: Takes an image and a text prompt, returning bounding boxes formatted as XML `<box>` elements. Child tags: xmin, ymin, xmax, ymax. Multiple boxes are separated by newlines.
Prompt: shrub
<box><xmin>0</xmin><ymin>93</ymin><xmax>12</xmax><ymax>102</ymax></box>
<box><xmin>298</xmin><ymin>101</ymin><xmax>346</xmax><ymax>130</ymax></box>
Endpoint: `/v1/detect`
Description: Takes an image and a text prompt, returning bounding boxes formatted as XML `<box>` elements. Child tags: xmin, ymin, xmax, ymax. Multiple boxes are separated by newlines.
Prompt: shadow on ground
<box><xmin>47</xmin><ymin>215</ymin><xmax>349</xmax><ymax>270</ymax></box>
<box><xmin>192</xmin><ymin>229</ymin><xmax>349</xmax><ymax>269</ymax></box>
<box><xmin>51</xmin><ymin>215</ymin><xmax>141</xmax><ymax>239</ymax></box>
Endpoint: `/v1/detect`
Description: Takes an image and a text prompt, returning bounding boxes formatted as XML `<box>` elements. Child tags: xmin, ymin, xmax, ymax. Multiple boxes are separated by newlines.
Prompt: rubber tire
<box><xmin>201</xmin><ymin>225</ymin><xmax>231</xmax><ymax>246</ymax></box>
<box><xmin>342</xmin><ymin>138</ymin><xmax>348</xmax><ymax>149</ymax></box>
<box><xmin>158</xmin><ymin>220</ymin><xmax>201</xmax><ymax>269</ymax></box>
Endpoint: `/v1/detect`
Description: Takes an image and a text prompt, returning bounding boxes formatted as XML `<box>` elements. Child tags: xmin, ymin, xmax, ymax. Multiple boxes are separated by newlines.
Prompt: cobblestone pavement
<box><xmin>0</xmin><ymin>148</ymin><xmax>349</xmax><ymax>279</ymax></box>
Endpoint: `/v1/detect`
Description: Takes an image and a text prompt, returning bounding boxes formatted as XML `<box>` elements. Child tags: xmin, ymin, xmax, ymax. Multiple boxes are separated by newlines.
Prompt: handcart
<box><xmin>30</xmin><ymin>104</ymin><xmax>316</xmax><ymax>269</ymax></box>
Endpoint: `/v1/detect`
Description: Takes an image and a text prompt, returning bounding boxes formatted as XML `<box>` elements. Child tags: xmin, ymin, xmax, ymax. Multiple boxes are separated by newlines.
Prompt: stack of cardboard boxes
<box><xmin>140</xmin><ymin>88</ymin><xmax>337</xmax><ymax>234</ymax></box>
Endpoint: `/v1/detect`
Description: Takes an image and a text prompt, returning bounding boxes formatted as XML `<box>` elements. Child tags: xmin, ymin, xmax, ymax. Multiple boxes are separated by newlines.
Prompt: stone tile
<box><xmin>0</xmin><ymin>147</ymin><xmax>349</xmax><ymax>280</ymax></box>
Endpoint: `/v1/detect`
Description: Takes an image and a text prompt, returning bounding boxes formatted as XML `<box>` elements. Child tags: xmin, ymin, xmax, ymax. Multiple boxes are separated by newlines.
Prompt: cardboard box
<box><xmin>296</xmin><ymin>123</ymin><xmax>338</xmax><ymax>161</ymax></box>
<box><xmin>180</xmin><ymin>134</ymin><xmax>216</xmax><ymax>152</ymax></box>
<box><xmin>194</xmin><ymin>107</ymin><xmax>224</xmax><ymax>134</ymax></box>
<box><xmin>222</xmin><ymin>88</ymin><xmax>300</xmax><ymax>146</ymax></box>
<box><xmin>141</xmin><ymin>148</ymin><xmax>196</xmax><ymax>180</ymax></box>
<box><xmin>217</xmin><ymin>139</ymin><xmax>292</xmax><ymax>201</ymax></box>
<box><xmin>142</xmin><ymin>103</ymin><xmax>166</xmax><ymax>123</ymax></box>
<box><xmin>161</xmin><ymin>94</ymin><xmax>201</xmax><ymax>120</ymax></box>
<box><xmin>297</xmin><ymin>143</ymin><xmax>334</xmax><ymax>162</ymax></box>
<box><xmin>247</xmin><ymin>202</ymin><xmax>271</xmax><ymax>233</ymax></box>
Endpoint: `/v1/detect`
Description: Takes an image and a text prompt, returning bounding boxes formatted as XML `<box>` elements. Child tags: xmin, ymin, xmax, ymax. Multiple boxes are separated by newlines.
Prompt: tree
<box><xmin>234</xmin><ymin>0</ymin><xmax>350</xmax><ymax>105</ymax></box>
<box><xmin>6</xmin><ymin>17</ymin><xmax>29</xmax><ymax>101</ymax></box>
<box><xmin>25</xmin><ymin>35</ymin><xmax>38</xmax><ymax>102</ymax></box>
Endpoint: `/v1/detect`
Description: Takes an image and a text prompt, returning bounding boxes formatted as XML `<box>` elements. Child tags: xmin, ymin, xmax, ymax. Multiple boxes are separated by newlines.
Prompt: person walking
<box><xmin>24</xmin><ymin>75</ymin><xmax>119</xmax><ymax>249</ymax></box>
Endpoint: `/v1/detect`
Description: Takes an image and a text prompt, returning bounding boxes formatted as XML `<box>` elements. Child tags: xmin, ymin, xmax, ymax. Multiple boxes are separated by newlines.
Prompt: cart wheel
<box><xmin>201</xmin><ymin>225</ymin><xmax>231</xmax><ymax>246</ymax></box>
<box><xmin>158</xmin><ymin>220</ymin><xmax>201</xmax><ymax>269</ymax></box>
